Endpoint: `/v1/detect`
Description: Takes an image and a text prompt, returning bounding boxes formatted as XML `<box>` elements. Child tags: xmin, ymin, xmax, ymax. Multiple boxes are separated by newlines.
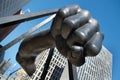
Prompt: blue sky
<box><xmin>1</xmin><ymin>0</ymin><xmax>120</xmax><ymax>79</ymax></box>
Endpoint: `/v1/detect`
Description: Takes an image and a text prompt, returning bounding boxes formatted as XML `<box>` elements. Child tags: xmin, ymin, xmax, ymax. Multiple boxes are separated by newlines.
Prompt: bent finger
<box><xmin>61</xmin><ymin>10</ymin><xmax>91</xmax><ymax>39</ymax></box>
<box><xmin>84</xmin><ymin>32</ymin><xmax>104</xmax><ymax>56</ymax></box>
<box><xmin>51</xmin><ymin>5</ymin><xmax>81</xmax><ymax>38</ymax></box>
<box><xmin>67</xmin><ymin>18</ymin><xmax>99</xmax><ymax>46</ymax></box>
<box><xmin>67</xmin><ymin>46</ymin><xmax>85</xmax><ymax>66</ymax></box>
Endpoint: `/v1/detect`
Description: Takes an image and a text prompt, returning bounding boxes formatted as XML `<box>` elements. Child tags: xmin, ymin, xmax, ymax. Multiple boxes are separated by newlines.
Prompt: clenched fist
<box><xmin>51</xmin><ymin>5</ymin><xmax>104</xmax><ymax>66</ymax></box>
<box><xmin>16</xmin><ymin>5</ymin><xmax>104</xmax><ymax>76</ymax></box>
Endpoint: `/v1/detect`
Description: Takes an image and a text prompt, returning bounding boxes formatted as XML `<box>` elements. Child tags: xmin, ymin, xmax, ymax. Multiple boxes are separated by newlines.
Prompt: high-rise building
<box><xmin>74</xmin><ymin>46</ymin><xmax>112</xmax><ymax>80</ymax></box>
<box><xmin>0</xmin><ymin>0</ymin><xmax>30</xmax><ymax>75</ymax></box>
<box><xmin>7</xmin><ymin>48</ymin><xmax>67</xmax><ymax>80</ymax></box>
<box><xmin>14</xmin><ymin>46</ymin><xmax>112</xmax><ymax>80</ymax></box>
<box><xmin>0</xmin><ymin>0</ymin><xmax>30</xmax><ymax>41</ymax></box>
<box><xmin>32</xmin><ymin>46</ymin><xmax>112</xmax><ymax>80</ymax></box>
<box><xmin>0</xmin><ymin>0</ymin><xmax>30</xmax><ymax>17</ymax></box>
<box><xmin>30</xmin><ymin>48</ymin><xmax>67</xmax><ymax>80</ymax></box>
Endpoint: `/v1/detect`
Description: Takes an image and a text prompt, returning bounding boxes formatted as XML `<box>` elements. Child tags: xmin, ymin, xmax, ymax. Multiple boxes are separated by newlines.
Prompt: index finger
<box><xmin>51</xmin><ymin>5</ymin><xmax>81</xmax><ymax>38</ymax></box>
<box><xmin>58</xmin><ymin>4</ymin><xmax>81</xmax><ymax>18</ymax></box>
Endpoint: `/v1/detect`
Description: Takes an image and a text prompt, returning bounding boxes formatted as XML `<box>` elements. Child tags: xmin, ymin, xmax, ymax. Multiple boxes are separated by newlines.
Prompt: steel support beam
<box><xmin>0</xmin><ymin>14</ymin><xmax>56</xmax><ymax>52</ymax></box>
<box><xmin>0</xmin><ymin>9</ymin><xmax>58</xmax><ymax>28</ymax></box>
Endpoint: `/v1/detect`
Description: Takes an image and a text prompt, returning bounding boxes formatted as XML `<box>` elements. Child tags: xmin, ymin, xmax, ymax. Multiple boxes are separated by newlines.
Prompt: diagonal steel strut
<box><xmin>0</xmin><ymin>9</ymin><xmax>58</xmax><ymax>28</ymax></box>
<box><xmin>0</xmin><ymin>14</ymin><xmax>56</xmax><ymax>52</ymax></box>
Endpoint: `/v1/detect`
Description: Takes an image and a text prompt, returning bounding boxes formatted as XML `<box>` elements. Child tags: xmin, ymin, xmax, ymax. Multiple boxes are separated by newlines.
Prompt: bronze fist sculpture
<box><xmin>16</xmin><ymin>5</ymin><xmax>104</xmax><ymax>76</ymax></box>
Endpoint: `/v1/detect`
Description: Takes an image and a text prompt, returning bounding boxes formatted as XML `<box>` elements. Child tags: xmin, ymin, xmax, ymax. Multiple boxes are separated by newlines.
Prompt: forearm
<box><xmin>18</xmin><ymin>29</ymin><xmax>55</xmax><ymax>58</ymax></box>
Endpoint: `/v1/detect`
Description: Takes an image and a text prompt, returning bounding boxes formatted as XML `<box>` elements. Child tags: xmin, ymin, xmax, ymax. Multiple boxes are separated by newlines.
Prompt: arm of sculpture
<box><xmin>16</xmin><ymin>5</ymin><xmax>104</xmax><ymax>76</ymax></box>
<box><xmin>16</xmin><ymin>29</ymin><xmax>55</xmax><ymax>76</ymax></box>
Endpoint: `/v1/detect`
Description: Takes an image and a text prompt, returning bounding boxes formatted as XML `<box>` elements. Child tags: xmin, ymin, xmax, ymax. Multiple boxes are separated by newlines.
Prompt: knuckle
<box><xmin>96</xmin><ymin>31</ymin><xmax>104</xmax><ymax>40</ymax></box>
<box><xmin>70</xmin><ymin>4</ymin><xmax>81</xmax><ymax>12</ymax></box>
<box><xmin>58</xmin><ymin>8</ymin><xmax>69</xmax><ymax>18</ymax></box>
<box><xmin>74</xmin><ymin>22</ymin><xmax>100</xmax><ymax>45</ymax></box>
<box><xmin>81</xmin><ymin>9</ymin><xmax>91</xmax><ymax>18</ymax></box>
<box><xmin>85</xmin><ymin>42</ymin><xmax>100</xmax><ymax>56</ymax></box>
<box><xmin>72</xmin><ymin>29</ymin><xmax>88</xmax><ymax>45</ymax></box>
<box><xmin>68</xmin><ymin>54</ymin><xmax>85</xmax><ymax>66</ymax></box>
<box><xmin>84</xmin><ymin>31</ymin><xmax>103</xmax><ymax>56</ymax></box>
<box><xmin>98</xmin><ymin>31</ymin><xmax>104</xmax><ymax>40</ymax></box>
<box><xmin>63</xmin><ymin>17</ymin><xmax>76</xmax><ymax>27</ymax></box>
<box><xmin>70</xmin><ymin>46</ymin><xmax>84</xmax><ymax>58</ymax></box>
<box><xmin>58</xmin><ymin>5</ymin><xmax>81</xmax><ymax>18</ymax></box>
<box><xmin>61</xmin><ymin>18</ymin><xmax>76</xmax><ymax>39</ymax></box>
<box><xmin>75</xmin><ymin>31</ymin><xmax>87</xmax><ymax>44</ymax></box>
<box><xmin>89</xmin><ymin>18</ymin><xmax>99</xmax><ymax>27</ymax></box>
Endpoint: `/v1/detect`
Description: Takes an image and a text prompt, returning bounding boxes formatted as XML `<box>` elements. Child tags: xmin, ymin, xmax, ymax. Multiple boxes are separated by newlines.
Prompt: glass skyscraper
<box><xmin>0</xmin><ymin>0</ymin><xmax>30</xmax><ymax>41</ymax></box>
<box><xmin>10</xmin><ymin>46</ymin><xmax>112</xmax><ymax>80</ymax></box>
<box><xmin>19</xmin><ymin>46</ymin><xmax>111</xmax><ymax>80</ymax></box>
<box><xmin>29</xmin><ymin>48</ymin><xmax>67</xmax><ymax>80</ymax></box>
<box><xmin>75</xmin><ymin>46</ymin><xmax>112</xmax><ymax>80</ymax></box>
<box><xmin>0</xmin><ymin>0</ymin><xmax>30</xmax><ymax>17</ymax></box>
